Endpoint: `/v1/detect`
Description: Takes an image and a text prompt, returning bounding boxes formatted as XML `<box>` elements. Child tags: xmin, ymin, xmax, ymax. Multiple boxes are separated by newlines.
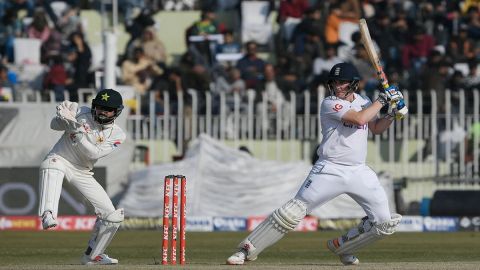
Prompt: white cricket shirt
<box><xmin>49</xmin><ymin>106</ymin><xmax>126</xmax><ymax>170</ymax></box>
<box><xmin>317</xmin><ymin>93</ymin><xmax>372</xmax><ymax>165</ymax></box>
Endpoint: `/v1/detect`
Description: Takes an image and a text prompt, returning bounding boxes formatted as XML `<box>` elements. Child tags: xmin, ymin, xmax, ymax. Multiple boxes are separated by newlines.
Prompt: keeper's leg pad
<box><xmin>238</xmin><ymin>199</ymin><xmax>307</xmax><ymax>260</ymax></box>
<box><xmin>87</xmin><ymin>208</ymin><xmax>124</xmax><ymax>259</ymax></box>
<box><xmin>38</xmin><ymin>168</ymin><xmax>64</xmax><ymax>217</ymax></box>
<box><xmin>329</xmin><ymin>214</ymin><xmax>402</xmax><ymax>255</ymax></box>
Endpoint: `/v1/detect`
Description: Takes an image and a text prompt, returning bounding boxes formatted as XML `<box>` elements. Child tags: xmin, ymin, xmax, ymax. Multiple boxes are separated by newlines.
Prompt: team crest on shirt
<box><xmin>333</xmin><ymin>104</ymin><xmax>343</xmax><ymax>112</ymax></box>
<box><xmin>97</xmin><ymin>136</ymin><xmax>105</xmax><ymax>143</ymax></box>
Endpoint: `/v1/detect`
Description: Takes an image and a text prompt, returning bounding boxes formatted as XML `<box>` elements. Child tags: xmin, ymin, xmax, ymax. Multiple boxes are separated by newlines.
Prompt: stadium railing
<box><xmin>2</xmin><ymin>86</ymin><xmax>479</xmax><ymax>183</ymax></box>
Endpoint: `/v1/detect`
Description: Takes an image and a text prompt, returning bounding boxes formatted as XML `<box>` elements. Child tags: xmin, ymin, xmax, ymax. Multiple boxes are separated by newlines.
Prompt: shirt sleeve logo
<box><xmin>333</xmin><ymin>104</ymin><xmax>343</xmax><ymax>112</ymax></box>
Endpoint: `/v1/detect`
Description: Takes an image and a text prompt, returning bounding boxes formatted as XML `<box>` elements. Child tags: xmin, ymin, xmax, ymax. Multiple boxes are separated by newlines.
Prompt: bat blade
<box><xmin>359</xmin><ymin>18</ymin><xmax>409</xmax><ymax>118</ymax></box>
<box><xmin>359</xmin><ymin>18</ymin><xmax>389</xmax><ymax>89</ymax></box>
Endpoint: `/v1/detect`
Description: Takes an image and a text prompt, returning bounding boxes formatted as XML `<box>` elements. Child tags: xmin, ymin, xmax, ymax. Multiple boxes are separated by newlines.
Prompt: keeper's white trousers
<box><xmin>295</xmin><ymin>160</ymin><xmax>392</xmax><ymax>223</ymax></box>
<box><xmin>38</xmin><ymin>154</ymin><xmax>115</xmax><ymax>219</ymax></box>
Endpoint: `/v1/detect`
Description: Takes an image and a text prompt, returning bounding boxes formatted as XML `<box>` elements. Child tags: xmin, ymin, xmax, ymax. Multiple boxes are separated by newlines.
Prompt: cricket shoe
<box><xmin>327</xmin><ymin>239</ymin><xmax>360</xmax><ymax>266</ymax></box>
<box><xmin>226</xmin><ymin>249</ymin><xmax>257</xmax><ymax>265</ymax></box>
<box><xmin>81</xmin><ymin>254</ymin><xmax>119</xmax><ymax>265</ymax></box>
<box><xmin>41</xmin><ymin>211</ymin><xmax>57</xmax><ymax>230</ymax></box>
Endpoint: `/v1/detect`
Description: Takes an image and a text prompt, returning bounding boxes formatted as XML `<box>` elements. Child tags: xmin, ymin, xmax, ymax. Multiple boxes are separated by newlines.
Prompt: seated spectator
<box><xmin>312</xmin><ymin>43</ymin><xmax>342</xmax><ymax>84</ymax></box>
<box><xmin>401</xmin><ymin>26</ymin><xmax>435</xmax><ymax>72</ymax></box>
<box><xmin>236</xmin><ymin>41</ymin><xmax>266</xmax><ymax>90</ymax></box>
<box><xmin>185</xmin><ymin>9</ymin><xmax>226</xmax><ymax>68</ymax></box>
<box><xmin>324</xmin><ymin>0</ymin><xmax>361</xmax><ymax>45</ymax></box>
<box><xmin>0</xmin><ymin>64</ymin><xmax>15</xmax><ymax>101</ymax></box>
<box><xmin>215</xmin><ymin>66</ymin><xmax>246</xmax><ymax>111</ymax></box>
<box><xmin>65</xmin><ymin>31</ymin><xmax>92</xmax><ymax>101</ymax></box>
<box><xmin>0</xmin><ymin>8</ymin><xmax>22</xmax><ymax>63</ymax></box>
<box><xmin>122</xmin><ymin>47</ymin><xmax>163</xmax><ymax>95</ymax></box>
<box><xmin>464</xmin><ymin>6</ymin><xmax>480</xmax><ymax>40</ymax></box>
<box><xmin>290</xmin><ymin>6</ymin><xmax>324</xmax><ymax>50</ymax></box>
<box><xmin>43</xmin><ymin>54</ymin><xmax>67</xmax><ymax>101</ymax></box>
<box><xmin>40</xmin><ymin>29</ymin><xmax>62</xmax><ymax>64</ymax></box>
<box><xmin>256</xmin><ymin>63</ymin><xmax>291</xmax><ymax>133</ymax></box>
<box><xmin>216</xmin><ymin>29</ymin><xmax>241</xmax><ymax>54</ymax></box>
<box><xmin>27</xmin><ymin>8</ymin><xmax>52</xmax><ymax>44</ymax></box>
<box><xmin>124</xmin><ymin>8</ymin><xmax>155</xmax><ymax>62</ymax></box>
<box><xmin>0</xmin><ymin>0</ymin><xmax>35</xmax><ymax>18</ymax></box>
<box><xmin>293</xmin><ymin>28</ymin><xmax>324</xmax><ymax>80</ymax></box>
<box><xmin>128</xmin><ymin>27</ymin><xmax>167</xmax><ymax>67</ymax></box>
<box><xmin>188</xmin><ymin>9</ymin><xmax>225</xmax><ymax>36</ymax></box>
<box><xmin>275</xmin><ymin>53</ymin><xmax>303</xmax><ymax>92</ymax></box>
<box><xmin>464</xmin><ymin>60</ymin><xmax>480</xmax><ymax>90</ymax></box>
<box><xmin>277</xmin><ymin>0</ymin><xmax>309</xmax><ymax>51</ymax></box>
<box><xmin>350</xmin><ymin>44</ymin><xmax>378</xmax><ymax>95</ymax></box>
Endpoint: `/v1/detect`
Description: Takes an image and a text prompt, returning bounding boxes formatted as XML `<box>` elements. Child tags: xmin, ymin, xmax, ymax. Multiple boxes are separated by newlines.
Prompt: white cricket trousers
<box><xmin>38</xmin><ymin>154</ymin><xmax>115</xmax><ymax>218</ymax></box>
<box><xmin>295</xmin><ymin>160</ymin><xmax>391</xmax><ymax>223</ymax></box>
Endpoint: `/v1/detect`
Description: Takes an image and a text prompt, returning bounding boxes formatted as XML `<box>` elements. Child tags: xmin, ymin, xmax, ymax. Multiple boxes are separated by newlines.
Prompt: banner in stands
<box><xmin>213</xmin><ymin>217</ymin><xmax>247</xmax><ymax>231</ymax></box>
<box><xmin>423</xmin><ymin>217</ymin><xmax>458</xmax><ymax>232</ymax></box>
<box><xmin>459</xmin><ymin>216</ymin><xmax>480</xmax><ymax>231</ymax></box>
<box><xmin>397</xmin><ymin>216</ymin><xmax>423</xmax><ymax>232</ymax></box>
<box><xmin>0</xmin><ymin>215</ymin><xmax>468</xmax><ymax>232</ymax></box>
<box><xmin>318</xmin><ymin>218</ymin><xmax>359</xmax><ymax>230</ymax></box>
<box><xmin>120</xmin><ymin>217</ymin><xmax>162</xmax><ymax>230</ymax></box>
<box><xmin>0</xmin><ymin>167</ymin><xmax>105</xmax><ymax>216</ymax></box>
<box><xmin>186</xmin><ymin>216</ymin><xmax>213</xmax><ymax>232</ymax></box>
<box><xmin>0</xmin><ymin>216</ymin><xmax>96</xmax><ymax>231</ymax></box>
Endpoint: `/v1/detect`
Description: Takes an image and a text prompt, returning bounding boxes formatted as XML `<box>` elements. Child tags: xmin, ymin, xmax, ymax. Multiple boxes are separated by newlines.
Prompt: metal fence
<box><xmin>4</xmin><ymin>86</ymin><xmax>479</xmax><ymax>181</ymax></box>
<box><xmin>124</xmin><ymin>86</ymin><xmax>480</xmax><ymax>181</ymax></box>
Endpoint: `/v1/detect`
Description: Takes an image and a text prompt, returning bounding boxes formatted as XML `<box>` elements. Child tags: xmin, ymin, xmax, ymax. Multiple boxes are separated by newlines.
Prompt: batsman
<box><xmin>38</xmin><ymin>89</ymin><xmax>126</xmax><ymax>265</ymax></box>
<box><xmin>227</xmin><ymin>62</ymin><xmax>404</xmax><ymax>265</ymax></box>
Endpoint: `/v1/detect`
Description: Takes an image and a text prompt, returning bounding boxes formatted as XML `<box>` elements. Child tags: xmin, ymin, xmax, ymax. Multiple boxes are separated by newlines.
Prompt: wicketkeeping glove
<box><xmin>56</xmin><ymin>101</ymin><xmax>81</xmax><ymax>131</ymax></box>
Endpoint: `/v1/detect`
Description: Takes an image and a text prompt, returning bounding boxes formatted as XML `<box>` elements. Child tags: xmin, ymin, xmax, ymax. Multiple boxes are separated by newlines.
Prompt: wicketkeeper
<box><xmin>38</xmin><ymin>89</ymin><xmax>126</xmax><ymax>265</ymax></box>
<box><xmin>227</xmin><ymin>62</ymin><xmax>403</xmax><ymax>265</ymax></box>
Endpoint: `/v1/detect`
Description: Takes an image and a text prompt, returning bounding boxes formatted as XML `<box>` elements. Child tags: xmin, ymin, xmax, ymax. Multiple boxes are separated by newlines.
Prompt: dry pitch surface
<box><xmin>0</xmin><ymin>231</ymin><xmax>479</xmax><ymax>270</ymax></box>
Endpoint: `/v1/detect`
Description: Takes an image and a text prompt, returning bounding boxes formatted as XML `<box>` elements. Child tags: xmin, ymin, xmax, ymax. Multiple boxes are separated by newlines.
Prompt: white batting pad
<box><xmin>89</xmin><ymin>208</ymin><xmax>124</xmax><ymax>259</ymax></box>
<box><xmin>238</xmin><ymin>199</ymin><xmax>307</xmax><ymax>260</ymax></box>
<box><xmin>38</xmin><ymin>168</ymin><xmax>64</xmax><ymax>217</ymax></box>
<box><xmin>332</xmin><ymin>214</ymin><xmax>402</xmax><ymax>255</ymax></box>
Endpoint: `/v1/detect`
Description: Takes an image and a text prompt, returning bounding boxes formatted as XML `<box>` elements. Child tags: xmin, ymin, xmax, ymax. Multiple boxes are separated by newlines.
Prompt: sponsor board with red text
<box><xmin>0</xmin><ymin>216</ymin><xmax>38</xmax><ymax>230</ymax></box>
<box><xmin>247</xmin><ymin>216</ymin><xmax>318</xmax><ymax>232</ymax></box>
<box><xmin>0</xmin><ymin>216</ymin><xmax>96</xmax><ymax>231</ymax></box>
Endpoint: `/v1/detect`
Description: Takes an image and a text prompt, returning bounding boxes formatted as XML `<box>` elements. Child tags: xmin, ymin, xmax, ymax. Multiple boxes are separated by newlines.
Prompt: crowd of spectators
<box><xmin>0</xmin><ymin>0</ymin><xmax>479</xmax><ymax>119</ymax></box>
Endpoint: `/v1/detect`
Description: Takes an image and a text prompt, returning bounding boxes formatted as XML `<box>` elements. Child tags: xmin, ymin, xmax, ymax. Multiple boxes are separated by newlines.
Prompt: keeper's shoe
<box><xmin>41</xmin><ymin>211</ymin><xmax>57</xmax><ymax>230</ymax></box>
<box><xmin>327</xmin><ymin>239</ymin><xmax>360</xmax><ymax>266</ymax></box>
<box><xmin>226</xmin><ymin>249</ymin><xmax>257</xmax><ymax>265</ymax></box>
<box><xmin>80</xmin><ymin>254</ymin><xmax>119</xmax><ymax>265</ymax></box>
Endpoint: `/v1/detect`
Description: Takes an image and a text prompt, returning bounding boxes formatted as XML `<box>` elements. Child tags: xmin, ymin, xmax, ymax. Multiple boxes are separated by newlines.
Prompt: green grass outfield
<box><xmin>1</xmin><ymin>231</ymin><xmax>479</xmax><ymax>270</ymax></box>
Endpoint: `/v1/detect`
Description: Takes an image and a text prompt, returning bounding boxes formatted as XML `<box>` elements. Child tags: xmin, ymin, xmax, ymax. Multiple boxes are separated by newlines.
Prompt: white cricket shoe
<box><xmin>327</xmin><ymin>239</ymin><xmax>360</xmax><ymax>266</ymax></box>
<box><xmin>226</xmin><ymin>249</ymin><xmax>257</xmax><ymax>265</ymax></box>
<box><xmin>80</xmin><ymin>254</ymin><xmax>119</xmax><ymax>265</ymax></box>
<box><xmin>41</xmin><ymin>211</ymin><xmax>57</xmax><ymax>230</ymax></box>
<box><xmin>339</xmin><ymin>254</ymin><xmax>359</xmax><ymax>265</ymax></box>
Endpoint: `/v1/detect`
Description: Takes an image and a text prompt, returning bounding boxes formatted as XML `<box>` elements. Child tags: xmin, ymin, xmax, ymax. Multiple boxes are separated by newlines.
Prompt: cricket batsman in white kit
<box><xmin>38</xmin><ymin>89</ymin><xmax>126</xmax><ymax>265</ymax></box>
<box><xmin>227</xmin><ymin>62</ymin><xmax>403</xmax><ymax>265</ymax></box>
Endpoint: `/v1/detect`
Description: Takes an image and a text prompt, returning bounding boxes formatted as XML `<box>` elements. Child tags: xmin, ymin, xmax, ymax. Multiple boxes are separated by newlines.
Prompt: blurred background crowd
<box><xmin>0</xmin><ymin>0</ymin><xmax>479</xmax><ymax>117</ymax></box>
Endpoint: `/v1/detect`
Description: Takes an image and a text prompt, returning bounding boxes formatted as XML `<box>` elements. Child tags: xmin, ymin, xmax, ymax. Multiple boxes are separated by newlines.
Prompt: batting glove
<box><xmin>385</xmin><ymin>85</ymin><xmax>403</xmax><ymax>102</ymax></box>
<box><xmin>376</xmin><ymin>92</ymin><xmax>389</xmax><ymax>107</ymax></box>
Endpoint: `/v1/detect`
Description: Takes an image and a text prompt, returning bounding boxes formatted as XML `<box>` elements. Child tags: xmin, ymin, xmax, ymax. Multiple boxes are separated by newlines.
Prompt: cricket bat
<box><xmin>359</xmin><ymin>18</ymin><xmax>408</xmax><ymax>118</ymax></box>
